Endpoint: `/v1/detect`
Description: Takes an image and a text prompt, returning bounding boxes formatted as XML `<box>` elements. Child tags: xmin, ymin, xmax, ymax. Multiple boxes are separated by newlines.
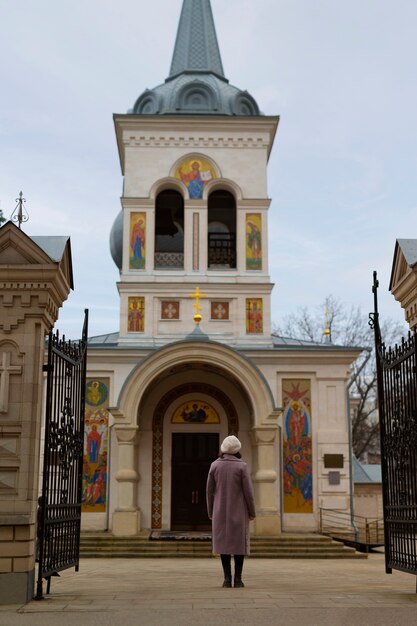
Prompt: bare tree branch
<box><xmin>274</xmin><ymin>295</ymin><xmax>406</xmax><ymax>461</ymax></box>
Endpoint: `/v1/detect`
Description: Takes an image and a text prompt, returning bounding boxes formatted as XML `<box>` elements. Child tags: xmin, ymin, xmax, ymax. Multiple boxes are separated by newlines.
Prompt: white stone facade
<box><xmin>83</xmin><ymin>113</ymin><xmax>360</xmax><ymax>536</ymax></box>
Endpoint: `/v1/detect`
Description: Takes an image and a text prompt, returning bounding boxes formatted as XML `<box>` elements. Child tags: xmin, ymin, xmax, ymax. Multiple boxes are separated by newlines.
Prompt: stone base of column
<box><xmin>0</xmin><ymin>570</ymin><xmax>34</xmax><ymax>604</ymax></box>
<box><xmin>112</xmin><ymin>510</ymin><xmax>140</xmax><ymax>537</ymax></box>
<box><xmin>253</xmin><ymin>513</ymin><xmax>281</xmax><ymax>536</ymax></box>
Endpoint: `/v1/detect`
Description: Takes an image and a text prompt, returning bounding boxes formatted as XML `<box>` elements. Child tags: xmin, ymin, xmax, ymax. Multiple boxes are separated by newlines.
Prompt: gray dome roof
<box><xmin>131</xmin><ymin>74</ymin><xmax>260</xmax><ymax>117</ymax></box>
<box><xmin>110</xmin><ymin>210</ymin><xmax>123</xmax><ymax>270</ymax></box>
<box><xmin>129</xmin><ymin>0</ymin><xmax>261</xmax><ymax>117</ymax></box>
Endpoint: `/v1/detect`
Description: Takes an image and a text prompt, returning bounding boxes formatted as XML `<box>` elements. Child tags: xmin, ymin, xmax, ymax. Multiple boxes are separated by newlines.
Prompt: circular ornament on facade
<box><xmin>86</xmin><ymin>380</ymin><xmax>108</xmax><ymax>406</ymax></box>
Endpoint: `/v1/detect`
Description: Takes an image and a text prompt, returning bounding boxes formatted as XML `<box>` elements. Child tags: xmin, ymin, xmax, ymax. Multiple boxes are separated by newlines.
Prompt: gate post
<box><xmin>0</xmin><ymin>223</ymin><xmax>73</xmax><ymax>604</ymax></box>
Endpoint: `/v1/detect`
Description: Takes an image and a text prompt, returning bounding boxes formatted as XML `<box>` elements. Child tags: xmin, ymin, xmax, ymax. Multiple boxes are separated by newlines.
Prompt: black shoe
<box><xmin>234</xmin><ymin>578</ymin><xmax>245</xmax><ymax>588</ymax></box>
<box><xmin>222</xmin><ymin>577</ymin><xmax>232</xmax><ymax>588</ymax></box>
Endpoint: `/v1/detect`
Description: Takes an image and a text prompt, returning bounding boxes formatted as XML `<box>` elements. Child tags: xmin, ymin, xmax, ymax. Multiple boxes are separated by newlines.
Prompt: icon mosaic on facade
<box><xmin>171</xmin><ymin>400</ymin><xmax>220</xmax><ymax>424</ymax></box>
<box><xmin>175</xmin><ymin>157</ymin><xmax>217</xmax><ymax>199</ymax></box>
<box><xmin>246</xmin><ymin>213</ymin><xmax>262</xmax><ymax>270</ymax></box>
<box><xmin>82</xmin><ymin>378</ymin><xmax>109</xmax><ymax>512</ymax></box>
<box><xmin>282</xmin><ymin>379</ymin><xmax>313</xmax><ymax>514</ymax></box>
<box><xmin>246</xmin><ymin>298</ymin><xmax>263</xmax><ymax>334</ymax></box>
<box><xmin>128</xmin><ymin>297</ymin><xmax>145</xmax><ymax>332</ymax></box>
<box><xmin>129</xmin><ymin>212</ymin><xmax>146</xmax><ymax>269</ymax></box>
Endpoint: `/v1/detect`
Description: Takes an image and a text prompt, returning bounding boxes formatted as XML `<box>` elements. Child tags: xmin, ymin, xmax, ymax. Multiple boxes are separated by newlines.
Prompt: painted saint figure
<box><xmin>131</xmin><ymin>219</ymin><xmax>145</xmax><ymax>263</ymax></box>
<box><xmin>178</xmin><ymin>161</ymin><xmax>211</xmax><ymax>199</ymax></box>
<box><xmin>247</xmin><ymin>299</ymin><xmax>263</xmax><ymax>334</ymax></box>
<box><xmin>181</xmin><ymin>403</ymin><xmax>208</xmax><ymax>423</ymax></box>
<box><xmin>87</xmin><ymin>424</ymin><xmax>101</xmax><ymax>464</ymax></box>
<box><xmin>128</xmin><ymin>298</ymin><xmax>144</xmax><ymax>332</ymax></box>
<box><xmin>247</xmin><ymin>221</ymin><xmax>261</xmax><ymax>261</ymax></box>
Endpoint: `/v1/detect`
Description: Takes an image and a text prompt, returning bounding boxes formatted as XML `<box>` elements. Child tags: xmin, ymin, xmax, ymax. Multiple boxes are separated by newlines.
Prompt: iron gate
<box><xmin>370</xmin><ymin>273</ymin><xmax>417</xmax><ymax>583</ymax></box>
<box><xmin>36</xmin><ymin>310</ymin><xmax>88</xmax><ymax>599</ymax></box>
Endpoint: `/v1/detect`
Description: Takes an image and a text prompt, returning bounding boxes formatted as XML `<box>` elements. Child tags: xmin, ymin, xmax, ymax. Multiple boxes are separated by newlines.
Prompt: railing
<box><xmin>154</xmin><ymin>252</ymin><xmax>184</xmax><ymax>269</ymax></box>
<box><xmin>319</xmin><ymin>508</ymin><xmax>384</xmax><ymax>551</ymax></box>
<box><xmin>208</xmin><ymin>233</ymin><xmax>236</xmax><ymax>268</ymax></box>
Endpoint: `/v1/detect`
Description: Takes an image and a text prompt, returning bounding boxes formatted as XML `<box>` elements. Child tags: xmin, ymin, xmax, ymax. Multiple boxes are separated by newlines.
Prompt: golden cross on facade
<box><xmin>188</xmin><ymin>287</ymin><xmax>207</xmax><ymax>325</ymax></box>
<box><xmin>323</xmin><ymin>305</ymin><xmax>331</xmax><ymax>342</ymax></box>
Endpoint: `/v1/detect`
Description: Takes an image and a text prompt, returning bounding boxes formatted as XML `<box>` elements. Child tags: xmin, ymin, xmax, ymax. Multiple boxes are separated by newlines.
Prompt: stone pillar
<box><xmin>251</xmin><ymin>425</ymin><xmax>281</xmax><ymax>535</ymax></box>
<box><xmin>112</xmin><ymin>425</ymin><xmax>140</xmax><ymax>536</ymax></box>
<box><xmin>0</xmin><ymin>223</ymin><xmax>72</xmax><ymax>604</ymax></box>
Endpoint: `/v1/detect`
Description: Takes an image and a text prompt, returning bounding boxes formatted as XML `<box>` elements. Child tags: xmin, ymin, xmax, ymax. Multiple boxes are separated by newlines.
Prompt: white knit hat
<box><xmin>221</xmin><ymin>435</ymin><xmax>241</xmax><ymax>455</ymax></box>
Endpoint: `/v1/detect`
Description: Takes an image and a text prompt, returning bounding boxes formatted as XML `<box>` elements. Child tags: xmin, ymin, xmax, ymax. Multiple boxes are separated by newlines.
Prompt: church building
<box><xmin>82</xmin><ymin>0</ymin><xmax>361</xmax><ymax>537</ymax></box>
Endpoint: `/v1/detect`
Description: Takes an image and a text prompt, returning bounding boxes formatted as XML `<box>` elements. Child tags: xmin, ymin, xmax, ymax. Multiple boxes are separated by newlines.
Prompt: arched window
<box><xmin>154</xmin><ymin>190</ymin><xmax>184</xmax><ymax>269</ymax></box>
<box><xmin>208</xmin><ymin>191</ymin><xmax>236</xmax><ymax>269</ymax></box>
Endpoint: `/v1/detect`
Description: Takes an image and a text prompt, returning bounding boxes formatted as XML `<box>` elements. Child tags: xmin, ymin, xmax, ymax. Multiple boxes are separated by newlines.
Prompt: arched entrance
<box><xmin>111</xmin><ymin>339</ymin><xmax>279</xmax><ymax>536</ymax></box>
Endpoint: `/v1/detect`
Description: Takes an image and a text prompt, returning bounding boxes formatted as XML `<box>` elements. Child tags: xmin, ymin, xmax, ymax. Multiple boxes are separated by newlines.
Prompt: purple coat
<box><xmin>206</xmin><ymin>455</ymin><xmax>256</xmax><ymax>555</ymax></box>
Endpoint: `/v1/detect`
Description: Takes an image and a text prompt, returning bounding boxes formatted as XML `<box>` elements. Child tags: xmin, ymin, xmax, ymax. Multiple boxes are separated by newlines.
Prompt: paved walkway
<box><xmin>1</xmin><ymin>552</ymin><xmax>417</xmax><ymax>626</ymax></box>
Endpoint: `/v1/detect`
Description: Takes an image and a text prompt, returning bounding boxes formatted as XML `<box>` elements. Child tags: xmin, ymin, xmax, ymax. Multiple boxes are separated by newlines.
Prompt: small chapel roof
<box><xmin>389</xmin><ymin>238</ymin><xmax>417</xmax><ymax>291</ymax></box>
<box><xmin>271</xmin><ymin>335</ymin><xmax>361</xmax><ymax>351</ymax></box>
<box><xmin>352</xmin><ymin>457</ymin><xmax>382</xmax><ymax>484</ymax></box>
<box><xmin>32</xmin><ymin>236</ymin><xmax>71</xmax><ymax>263</ymax></box>
<box><xmin>86</xmin><ymin>331</ymin><xmax>361</xmax><ymax>352</ymax></box>
<box><xmin>130</xmin><ymin>0</ymin><xmax>261</xmax><ymax>117</ymax></box>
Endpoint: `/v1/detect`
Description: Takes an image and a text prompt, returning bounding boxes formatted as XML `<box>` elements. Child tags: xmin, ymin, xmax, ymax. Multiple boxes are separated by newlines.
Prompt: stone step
<box><xmin>79</xmin><ymin>533</ymin><xmax>366</xmax><ymax>559</ymax></box>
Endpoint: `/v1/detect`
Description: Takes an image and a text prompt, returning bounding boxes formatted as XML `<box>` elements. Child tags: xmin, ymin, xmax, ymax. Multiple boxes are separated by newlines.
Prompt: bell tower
<box><xmin>110</xmin><ymin>0</ymin><xmax>279</xmax><ymax>347</ymax></box>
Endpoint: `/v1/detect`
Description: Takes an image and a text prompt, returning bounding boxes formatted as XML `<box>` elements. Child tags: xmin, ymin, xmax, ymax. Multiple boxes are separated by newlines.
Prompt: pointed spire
<box><xmin>169</xmin><ymin>0</ymin><xmax>225</xmax><ymax>79</ymax></box>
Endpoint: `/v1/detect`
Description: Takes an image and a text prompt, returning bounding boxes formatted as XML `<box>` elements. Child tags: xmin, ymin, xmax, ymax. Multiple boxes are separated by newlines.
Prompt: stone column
<box><xmin>112</xmin><ymin>425</ymin><xmax>140</xmax><ymax>536</ymax></box>
<box><xmin>0</xmin><ymin>222</ymin><xmax>72</xmax><ymax>604</ymax></box>
<box><xmin>251</xmin><ymin>425</ymin><xmax>281</xmax><ymax>535</ymax></box>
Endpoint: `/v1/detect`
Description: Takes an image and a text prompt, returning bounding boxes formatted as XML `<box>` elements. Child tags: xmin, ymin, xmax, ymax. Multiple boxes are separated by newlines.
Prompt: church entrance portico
<box><xmin>110</xmin><ymin>339</ymin><xmax>279</xmax><ymax>536</ymax></box>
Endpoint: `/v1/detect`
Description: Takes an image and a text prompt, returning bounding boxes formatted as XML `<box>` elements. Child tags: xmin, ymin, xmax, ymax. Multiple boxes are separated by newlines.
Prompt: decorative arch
<box><xmin>203</xmin><ymin>178</ymin><xmax>243</xmax><ymax>202</ymax></box>
<box><xmin>114</xmin><ymin>340</ymin><xmax>275</xmax><ymax>429</ymax></box>
<box><xmin>230</xmin><ymin>92</ymin><xmax>260</xmax><ymax>116</ymax></box>
<box><xmin>151</xmin><ymin>382</ymin><xmax>239</xmax><ymax>528</ymax></box>
<box><xmin>176</xmin><ymin>81</ymin><xmax>219</xmax><ymax>113</ymax></box>
<box><xmin>148</xmin><ymin>177</ymin><xmax>188</xmax><ymax>201</ymax></box>
<box><xmin>132</xmin><ymin>90</ymin><xmax>161</xmax><ymax>115</ymax></box>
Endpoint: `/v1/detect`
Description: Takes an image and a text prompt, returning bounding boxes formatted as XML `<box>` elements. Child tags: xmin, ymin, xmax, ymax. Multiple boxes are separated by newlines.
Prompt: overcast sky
<box><xmin>1</xmin><ymin>0</ymin><xmax>415</xmax><ymax>339</ymax></box>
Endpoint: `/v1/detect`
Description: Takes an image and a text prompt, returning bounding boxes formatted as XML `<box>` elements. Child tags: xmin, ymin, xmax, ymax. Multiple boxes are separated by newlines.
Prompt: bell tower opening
<box><xmin>154</xmin><ymin>189</ymin><xmax>184</xmax><ymax>269</ymax></box>
<box><xmin>208</xmin><ymin>190</ymin><xmax>236</xmax><ymax>269</ymax></box>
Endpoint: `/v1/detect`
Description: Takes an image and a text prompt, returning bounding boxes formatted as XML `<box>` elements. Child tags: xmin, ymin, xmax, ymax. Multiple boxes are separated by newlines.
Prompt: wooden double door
<box><xmin>171</xmin><ymin>433</ymin><xmax>219</xmax><ymax>531</ymax></box>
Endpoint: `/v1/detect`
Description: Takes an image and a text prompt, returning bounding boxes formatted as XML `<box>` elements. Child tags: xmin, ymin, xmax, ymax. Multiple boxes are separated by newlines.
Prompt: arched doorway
<box><xmin>151</xmin><ymin>381</ymin><xmax>239</xmax><ymax>530</ymax></box>
<box><xmin>171</xmin><ymin>431</ymin><xmax>218</xmax><ymax>530</ymax></box>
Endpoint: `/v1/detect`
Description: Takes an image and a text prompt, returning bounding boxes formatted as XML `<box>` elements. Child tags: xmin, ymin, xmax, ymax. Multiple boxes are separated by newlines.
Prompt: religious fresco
<box><xmin>246</xmin><ymin>298</ymin><xmax>263</xmax><ymax>334</ymax></box>
<box><xmin>282</xmin><ymin>379</ymin><xmax>313</xmax><ymax>514</ymax></box>
<box><xmin>175</xmin><ymin>157</ymin><xmax>217</xmax><ymax>199</ymax></box>
<box><xmin>128</xmin><ymin>297</ymin><xmax>145</xmax><ymax>332</ymax></box>
<box><xmin>211</xmin><ymin>301</ymin><xmax>229</xmax><ymax>320</ymax></box>
<box><xmin>82</xmin><ymin>378</ymin><xmax>110</xmax><ymax>513</ymax></box>
<box><xmin>161</xmin><ymin>300</ymin><xmax>180</xmax><ymax>320</ymax></box>
<box><xmin>172</xmin><ymin>400</ymin><xmax>220</xmax><ymax>424</ymax></box>
<box><xmin>246</xmin><ymin>213</ymin><xmax>262</xmax><ymax>270</ymax></box>
<box><xmin>129</xmin><ymin>212</ymin><xmax>146</xmax><ymax>269</ymax></box>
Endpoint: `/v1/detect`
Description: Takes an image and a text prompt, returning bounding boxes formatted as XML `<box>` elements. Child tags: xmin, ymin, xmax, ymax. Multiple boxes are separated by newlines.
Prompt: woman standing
<box><xmin>206</xmin><ymin>435</ymin><xmax>256</xmax><ymax>588</ymax></box>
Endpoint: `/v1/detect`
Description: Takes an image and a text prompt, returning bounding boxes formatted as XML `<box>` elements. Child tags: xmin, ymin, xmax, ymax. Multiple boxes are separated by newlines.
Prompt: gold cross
<box><xmin>188</xmin><ymin>287</ymin><xmax>207</xmax><ymax>325</ymax></box>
